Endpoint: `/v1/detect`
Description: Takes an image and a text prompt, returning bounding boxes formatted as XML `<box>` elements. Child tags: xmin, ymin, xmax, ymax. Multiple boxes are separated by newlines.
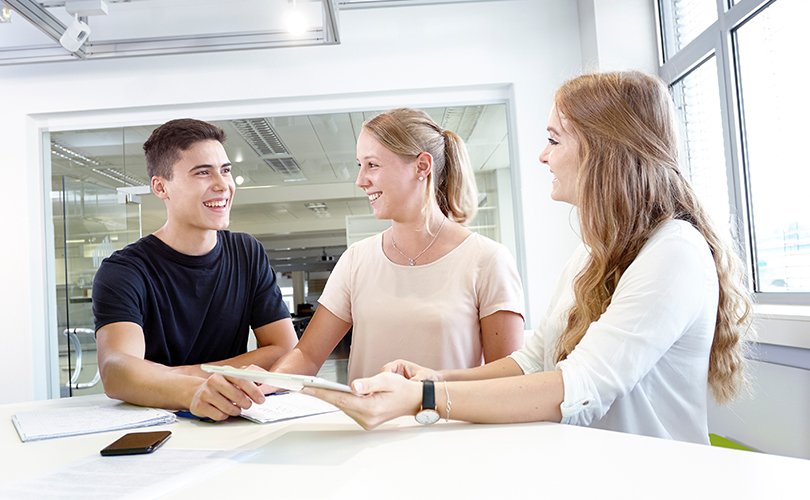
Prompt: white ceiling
<box><xmin>0</xmin><ymin>0</ymin><xmax>339</xmax><ymax>63</ymax></box>
<box><xmin>0</xmin><ymin>0</ymin><xmax>495</xmax><ymax>64</ymax></box>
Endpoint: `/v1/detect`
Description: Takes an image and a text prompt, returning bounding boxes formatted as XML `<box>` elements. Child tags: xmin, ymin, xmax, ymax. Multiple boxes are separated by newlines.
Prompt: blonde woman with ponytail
<box><xmin>271</xmin><ymin>108</ymin><xmax>526</xmax><ymax>382</ymax></box>
<box><xmin>304</xmin><ymin>72</ymin><xmax>754</xmax><ymax>444</ymax></box>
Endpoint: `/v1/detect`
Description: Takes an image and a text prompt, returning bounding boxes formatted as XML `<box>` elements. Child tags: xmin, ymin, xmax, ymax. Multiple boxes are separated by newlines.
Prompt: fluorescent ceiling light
<box><xmin>0</xmin><ymin>0</ymin><xmax>340</xmax><ymax>65</ymax></box>
<box><xmin>285</xmin><ymin>1</ymin><xmax>307</xmax><ymax>35</ymax></box>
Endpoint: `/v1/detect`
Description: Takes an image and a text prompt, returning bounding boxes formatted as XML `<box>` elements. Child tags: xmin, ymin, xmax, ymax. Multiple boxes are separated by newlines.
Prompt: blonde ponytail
<box><xmin>439</xmin><ymin>129</ymin><xmax>478</xmax><ymax>223</ymax></box>
<box><xmin>362</xmin><ymin>108</ymin><xmax>479</xmax><ymax>226</ymax></box>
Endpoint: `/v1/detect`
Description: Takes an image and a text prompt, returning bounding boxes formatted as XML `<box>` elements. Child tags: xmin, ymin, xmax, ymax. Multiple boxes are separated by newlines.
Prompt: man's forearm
<box><xmin>100</xmin><ymin>353</ymin><xmax>201</xmax><ymax>410</ymax></box>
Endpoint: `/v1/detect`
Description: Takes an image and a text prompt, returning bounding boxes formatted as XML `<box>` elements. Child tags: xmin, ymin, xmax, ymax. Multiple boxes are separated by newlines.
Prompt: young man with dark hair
<box><xmin>92</xmin><ymin>118</ymin><xmax>297</xmax><ymax>421</ymax></box>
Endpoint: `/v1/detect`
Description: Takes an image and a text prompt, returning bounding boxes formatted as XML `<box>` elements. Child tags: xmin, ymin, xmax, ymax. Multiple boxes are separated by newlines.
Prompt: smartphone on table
<box><xmin>100</xmin><ymin>430</ymin><xmax>172</xmax><ymax>456</ymax></box>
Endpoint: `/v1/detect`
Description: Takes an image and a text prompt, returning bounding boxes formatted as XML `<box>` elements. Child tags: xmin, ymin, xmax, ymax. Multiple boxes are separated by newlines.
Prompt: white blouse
<box><xmin>510</xmin><ymin>220</ymin><xmax>719</xmax><ymax>443</ymax></box>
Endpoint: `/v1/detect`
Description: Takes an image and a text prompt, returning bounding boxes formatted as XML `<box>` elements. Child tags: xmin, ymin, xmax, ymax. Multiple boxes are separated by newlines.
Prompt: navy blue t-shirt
<box><xmin>92</xmin><ymin>231</ymin><xmax>290</xmax><ymax>366</ymax></box>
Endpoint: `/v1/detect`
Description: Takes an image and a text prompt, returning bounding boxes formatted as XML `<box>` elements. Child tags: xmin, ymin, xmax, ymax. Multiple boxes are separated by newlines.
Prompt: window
<box><xmin>659</xmin><ymin>0</ymin><xmax>717</xmax><ymax>59</ymax></box>
<box><xmin>670</xmin><ymin>57</ymin><xmax>731</xmax><ymax>241</ymax></box>
<box><xmin>658</xmin><ymin>0</ymin><xmax>809</xmax><ymax>303</ymax></box>
<box><xmin>734</xmin><ymin>0</ymin><xmax>810</xmax><ymax>292</ymax></box>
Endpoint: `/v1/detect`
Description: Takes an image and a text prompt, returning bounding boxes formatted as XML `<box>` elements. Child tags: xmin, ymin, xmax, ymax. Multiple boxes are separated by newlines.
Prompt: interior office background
<box><xmin>1</xmin><ymin>0</ymin><xmax>807</xmax><ymax>459</ymax></box>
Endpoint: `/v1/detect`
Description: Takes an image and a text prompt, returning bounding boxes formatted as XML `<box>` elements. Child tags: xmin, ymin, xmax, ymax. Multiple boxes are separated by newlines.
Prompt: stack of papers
<box><xmin>12</xmin><ymin>403</ymin><xmax>176</xmax><ymax>442</ymax></box>
<box><xmin>0</xmin><ymin>449</ymin><xmax>241</xmax><ymax>499</ymax></box>
<box><xmin>240</xmin><ymin>392</ymin><xmax>340</xmax><ymax>424</ymax></box>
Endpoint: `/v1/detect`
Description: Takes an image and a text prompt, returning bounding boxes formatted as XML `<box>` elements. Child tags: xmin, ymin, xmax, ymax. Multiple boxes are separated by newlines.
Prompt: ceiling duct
<box><xmin>231</xmin><ymin>118</ymin><xmax>303</xmax><ymax>177</ymax></box>
<box><xmin>440</xmin><ymin>105</ymin><xmax>484</xmax><ymax>142</ymax></box>
<box><xmin>267</xmin><ymin>157</ymin><xmax>301</xmax><ymax>176</ymax></box>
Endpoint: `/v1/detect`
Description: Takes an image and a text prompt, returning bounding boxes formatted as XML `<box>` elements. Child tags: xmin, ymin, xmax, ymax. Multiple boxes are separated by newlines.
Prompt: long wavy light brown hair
<box><xmin>553</xmin><ymin>71</ymin><xmax>753</xmax><ymax>403</ymax></box>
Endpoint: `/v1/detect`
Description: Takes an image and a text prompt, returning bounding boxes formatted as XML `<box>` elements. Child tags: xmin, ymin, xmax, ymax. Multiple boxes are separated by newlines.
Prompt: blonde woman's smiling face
<box><xmin>354</xmin><ymin>128</ymin><xmax>423</xmax><ymax>222</ymax></box>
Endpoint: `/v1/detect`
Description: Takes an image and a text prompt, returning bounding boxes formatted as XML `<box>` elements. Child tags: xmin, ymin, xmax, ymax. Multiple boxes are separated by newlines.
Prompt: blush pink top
<box><xmin>319</xmin><ymin>232</ymin><xmax>525</xmax><ymax>381</ymax></box>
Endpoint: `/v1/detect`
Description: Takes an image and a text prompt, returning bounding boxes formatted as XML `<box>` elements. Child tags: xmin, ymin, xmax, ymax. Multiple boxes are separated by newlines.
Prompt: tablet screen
<box><xmin>200</xmin><ymin>365</ymin><xmax>352</xmax><ymax>393</ymax></box>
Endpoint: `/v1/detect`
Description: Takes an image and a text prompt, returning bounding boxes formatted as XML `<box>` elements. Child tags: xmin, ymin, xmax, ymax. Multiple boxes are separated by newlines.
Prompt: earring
<box><xmin>418</xmin><ymin>175</ymin><xmax>424</xmax><ymax>181</ymax></box>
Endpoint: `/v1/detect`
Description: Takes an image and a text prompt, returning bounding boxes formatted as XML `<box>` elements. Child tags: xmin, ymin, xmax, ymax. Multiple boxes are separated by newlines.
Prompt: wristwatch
<box><xmin>415</xmin><ymin>380</ymin><xmax>441</xmax><ymax>425</ymax></box>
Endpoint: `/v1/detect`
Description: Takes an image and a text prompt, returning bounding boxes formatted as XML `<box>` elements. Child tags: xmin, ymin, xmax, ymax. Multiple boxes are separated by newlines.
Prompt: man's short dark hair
<box><xmin>143</xmin><ymin>118</ymin><xmax>226</xmax><ymax>179</ymax></box>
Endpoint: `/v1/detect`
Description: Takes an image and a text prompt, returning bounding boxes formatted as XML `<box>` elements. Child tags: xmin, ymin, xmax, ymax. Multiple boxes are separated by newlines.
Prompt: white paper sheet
<box><xmin>12</xmin><ymin>403</ymin><xmax>176</xmax><ymax>442</ymax></box>
<box><xmin>240</xmin><ymin>391</ymin><xmax>339</xmax><ymax>424</ymax></box>
<box><xmin>0</xmin><ymin>449</ymin><xmax>244</xmax><ymax>499</ymax></box>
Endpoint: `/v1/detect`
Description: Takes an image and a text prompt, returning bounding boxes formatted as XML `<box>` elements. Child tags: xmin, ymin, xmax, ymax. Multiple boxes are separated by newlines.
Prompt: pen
<box><xmin>174</xmin><ymin>410</ymin><xmax>216</xmax><ymax>423</ymax></box>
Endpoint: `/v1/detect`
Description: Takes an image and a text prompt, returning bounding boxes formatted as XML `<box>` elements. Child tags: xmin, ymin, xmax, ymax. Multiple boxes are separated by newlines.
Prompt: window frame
<box><xmin>657</xmin><ymin>0</ymin><xmax>809</xmax><ymax>306</ymax></box>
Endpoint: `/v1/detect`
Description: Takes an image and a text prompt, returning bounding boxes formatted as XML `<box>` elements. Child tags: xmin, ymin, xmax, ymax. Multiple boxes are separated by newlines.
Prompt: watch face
<box><xmin>415</xmin><ymin>409</ymin><xmax>440</xmax><ymax>425</ymax></box>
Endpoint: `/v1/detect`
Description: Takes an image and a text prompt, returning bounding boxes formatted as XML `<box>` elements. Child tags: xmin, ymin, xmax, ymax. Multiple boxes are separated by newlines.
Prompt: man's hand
<box><xmin>188</xmin><ymin>372</ymin><xmax>267</xmax><ymax>421</ymax></box>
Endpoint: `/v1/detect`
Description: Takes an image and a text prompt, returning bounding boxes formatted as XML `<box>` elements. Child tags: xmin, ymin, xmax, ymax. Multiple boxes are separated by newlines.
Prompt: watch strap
<box><xmin>421</xmin><ymin>380</ymin><xmax>436</xmax><ymax>411</ymax></box>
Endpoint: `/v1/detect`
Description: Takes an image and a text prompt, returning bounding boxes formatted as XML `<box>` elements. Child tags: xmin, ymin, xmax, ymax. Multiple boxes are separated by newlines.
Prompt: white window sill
<box><xmin>752</xmin><ymin>304</ymin><xmax>810</xmax><ymax>350</ymax></box>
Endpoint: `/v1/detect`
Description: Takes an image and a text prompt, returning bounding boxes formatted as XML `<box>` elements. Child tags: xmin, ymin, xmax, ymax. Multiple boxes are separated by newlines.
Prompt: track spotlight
<box><xmin>0</xmin><ymin>5</ymin><xmax>12</xmax><ymax>24</ymax></box>
<box><xmin>59</xmin><ymin>14</ymin><xmax>91</xmax><ymax>52</ymax></box>
<box><xmin>58</xmin><ymin>1</ymin><xmax>108</xmax><ymax>53</ymax></box>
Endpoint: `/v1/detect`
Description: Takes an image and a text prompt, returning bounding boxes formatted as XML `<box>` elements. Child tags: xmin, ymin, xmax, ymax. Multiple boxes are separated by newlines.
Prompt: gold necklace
<box><xmin>390</xmin><ymin>218</ymin><xmax>447</xmax><ymax>266</ymax></box>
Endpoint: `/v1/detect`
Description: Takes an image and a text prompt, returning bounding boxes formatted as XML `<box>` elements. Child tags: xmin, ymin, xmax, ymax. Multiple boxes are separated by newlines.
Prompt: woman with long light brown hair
<box><xmin>303</xmin><ymin>71</ymin><xmax>754</xmax><ymax>443</ymax></box>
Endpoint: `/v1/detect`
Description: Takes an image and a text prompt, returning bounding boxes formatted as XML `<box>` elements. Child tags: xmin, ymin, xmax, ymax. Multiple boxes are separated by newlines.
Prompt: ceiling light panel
<box><xmin>307</xmin><ymin>113</ymin><xmax>358</xmax><ymax>181</ymax></box>
<box><xmin>337</xmin><ymin>0</ymin><xmax>488</xmax><ymax>8</ymax></box>
<box><xmin>90</xmin><ymin>167</ymin><xmax>147</xmax><ymax>187</ymax></box>
<box><xmin>51</xmin><ymin>142</ymin><xmax>100</xmax><ymax>167</ymax></box>
<box><xmin>83</xmin><ymin>0</ymin><xmax>318</xmax><ymax>40</ymax></box>
<box><xmin>248</xmin><ymin>114</ymin><xmax>349</xmax><ymax>184</ymax></box>
<box><xmin>1</xmin><ymin>0</ymin><xmax>339</xmax><ymax>65</ymax></box>
<box><xmin>305</xmin><ymin>201</ymin><xmax>331</xmax><ymax>218</ymax></box>
<box><xmin>51</xmin><ymin>128</ymin><xmax>151</xmax><ymax>189</ymax></box>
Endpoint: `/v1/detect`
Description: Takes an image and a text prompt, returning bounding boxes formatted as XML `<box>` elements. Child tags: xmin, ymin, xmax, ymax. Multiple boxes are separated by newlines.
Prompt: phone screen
<box><xmin>100</xmin><ymin>430</ymin><xmax>172</xmax><ymax>456</ymax></box>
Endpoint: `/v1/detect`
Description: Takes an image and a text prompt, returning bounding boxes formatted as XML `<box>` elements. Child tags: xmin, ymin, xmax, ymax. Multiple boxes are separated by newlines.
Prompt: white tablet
<box><xmin>200</xmin><ymin>364</ymin><xmax>352</xmax><ymax>393</ymax></box>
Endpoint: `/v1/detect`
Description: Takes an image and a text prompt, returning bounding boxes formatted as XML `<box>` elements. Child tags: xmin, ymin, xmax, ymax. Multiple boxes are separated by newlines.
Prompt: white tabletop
<box><xmin>1</xmin><ymin>394</ymin><xmax>807</xmax><ymax>499</ymax></box>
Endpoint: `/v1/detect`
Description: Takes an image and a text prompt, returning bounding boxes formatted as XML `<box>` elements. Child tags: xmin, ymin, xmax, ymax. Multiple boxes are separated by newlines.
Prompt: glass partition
<box><xmin>52</xmin><ymin>130</ymin><xmax>143</xmax><ymax>397</ymax></box>
<box><xmin>48</xmin><ymin>103</ymin><xmax>519</xmax><ymax>396</ymax></box>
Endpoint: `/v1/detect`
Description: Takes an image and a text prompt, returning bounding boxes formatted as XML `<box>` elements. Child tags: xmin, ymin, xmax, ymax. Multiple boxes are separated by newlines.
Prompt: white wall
<box><xmin>709</xmin><ymin>359</ymin><xmax>810</xmax><ymax>459</ymax></box>
<box><xmin>578</xmin><ymin>0</ymin><xmax>658</xmax><ymax>73</ymax></box>
<box><xmin>708</xmin><ymin>311</ymin><xmax>810</xmax><ymax>459</ymax></box>
<box><xmin>0</xmin><ymin>0</ymin><xmax>595</xmax><ymax>403</ymax></box>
